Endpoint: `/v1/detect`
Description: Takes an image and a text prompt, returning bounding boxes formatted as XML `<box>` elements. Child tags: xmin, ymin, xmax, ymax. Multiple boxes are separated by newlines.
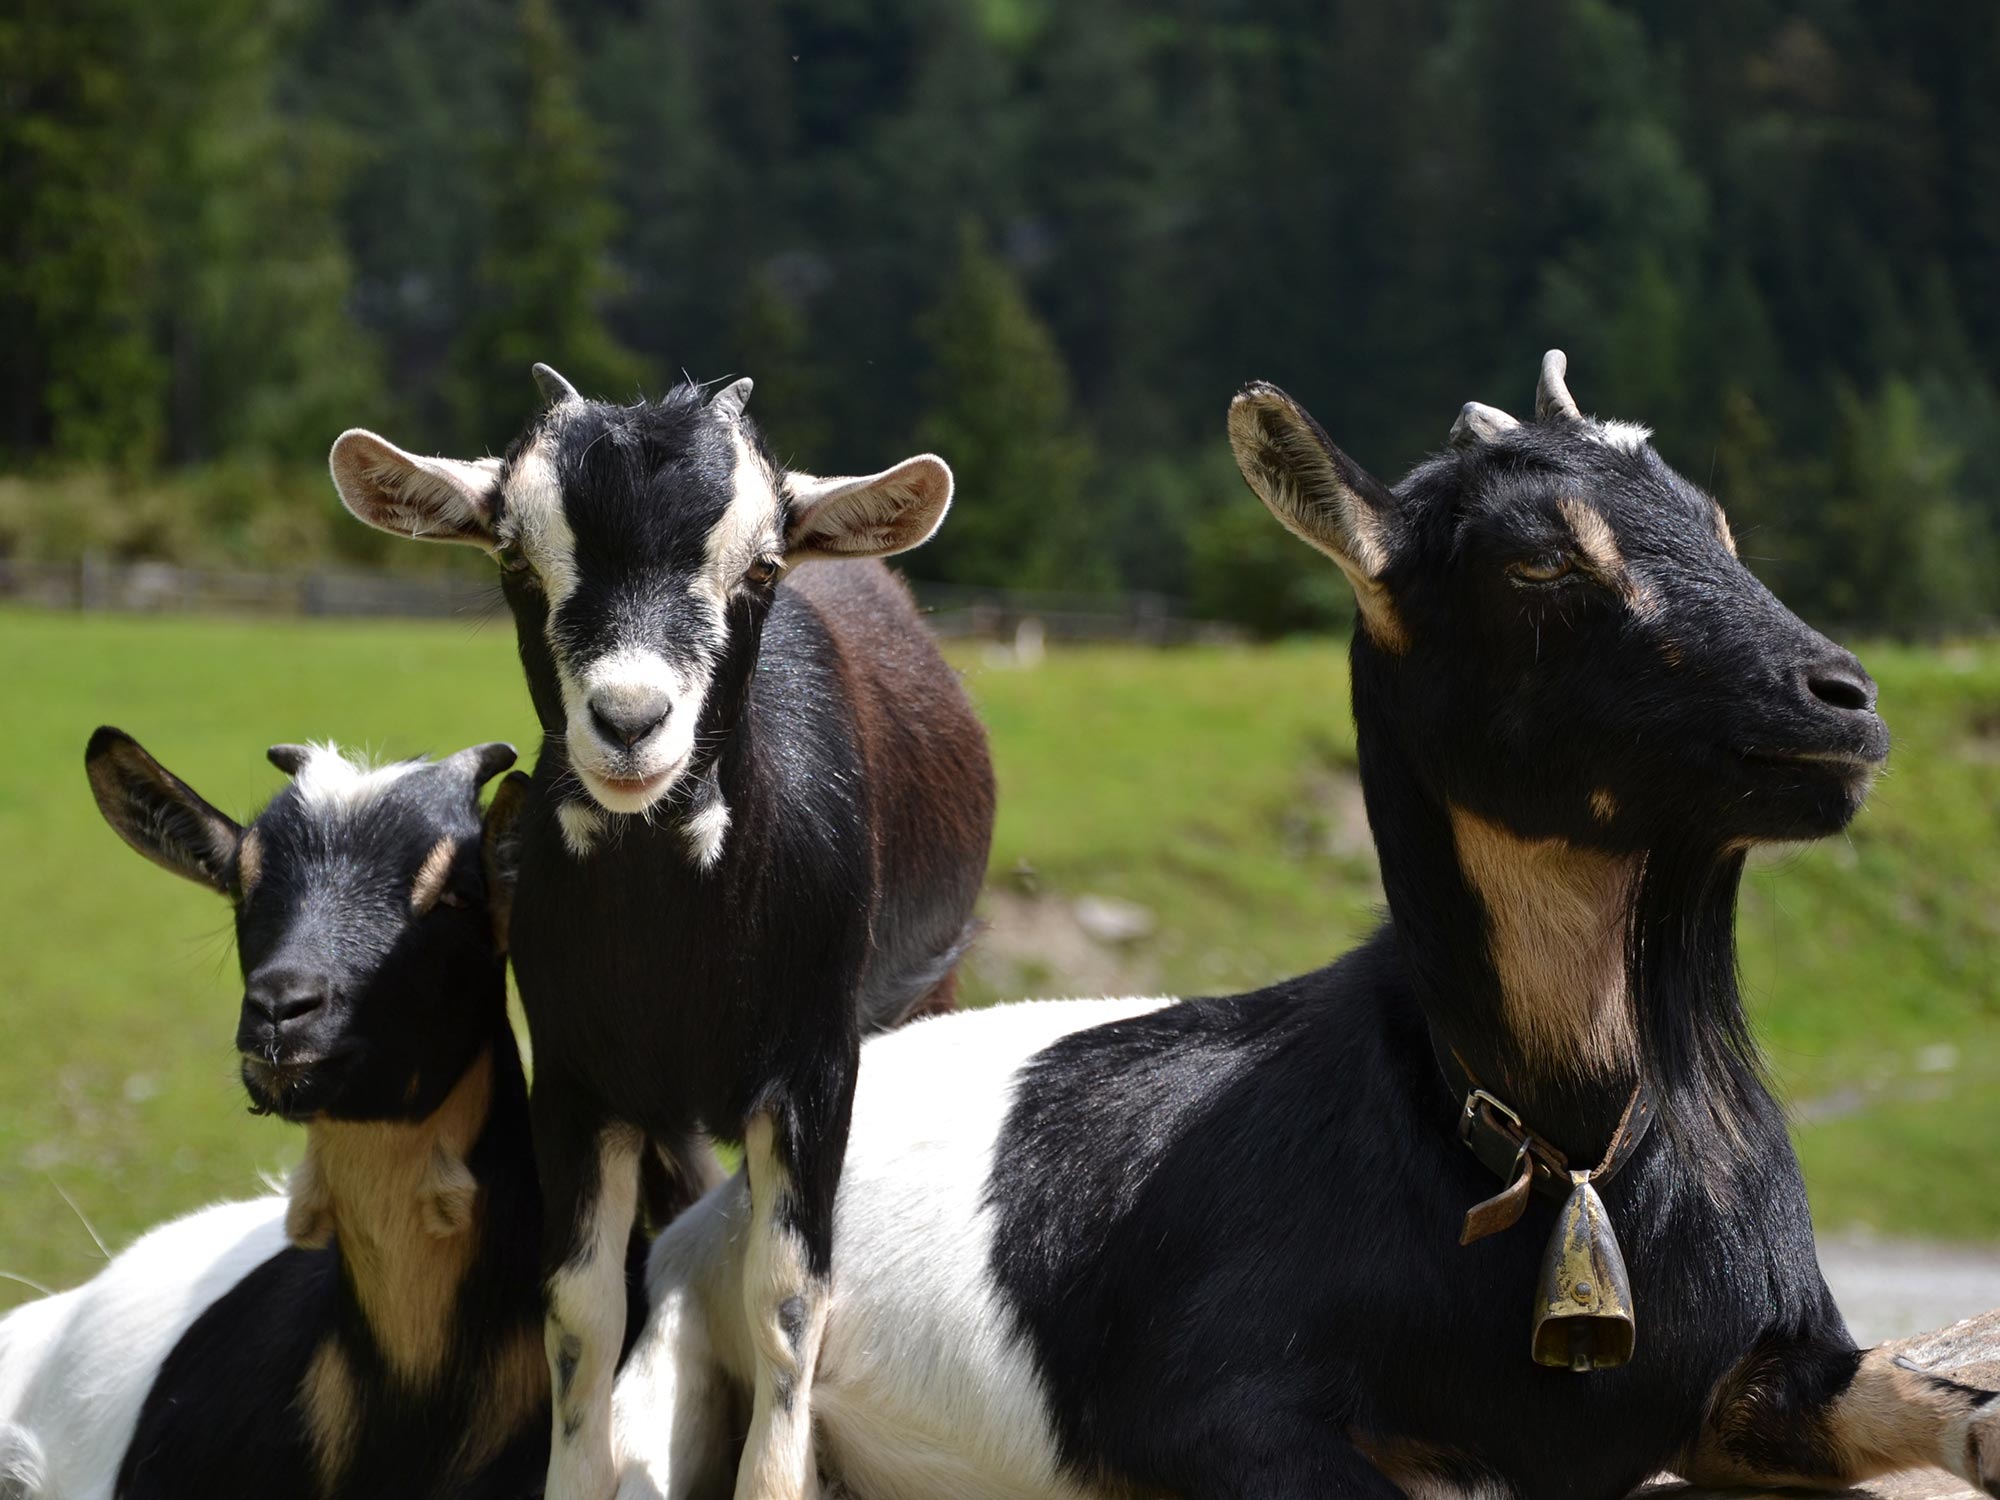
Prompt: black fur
<box><xmin>983</xmin><ymin>384</ymin><xmax>1897</xmax><ymax>1498</ymax></box>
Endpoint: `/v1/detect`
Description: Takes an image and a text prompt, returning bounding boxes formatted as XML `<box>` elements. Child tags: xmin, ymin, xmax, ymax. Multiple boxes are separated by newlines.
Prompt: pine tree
<box><xmin>451</xmin><ymin>0</ymin><xmax>649</xmax><ymax>448</ymax></box>
<box><xmin>913</xmin><ymin>226</ymin><xmax>1103</xmax><ymax>592</ymax></box>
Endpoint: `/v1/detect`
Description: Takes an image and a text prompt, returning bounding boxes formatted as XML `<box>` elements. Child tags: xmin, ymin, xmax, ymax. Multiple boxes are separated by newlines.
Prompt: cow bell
<box><xmin>1530</xmin><ymin>1173</ymin><xmax>1635</xmax><ymax>1371</ymax></box>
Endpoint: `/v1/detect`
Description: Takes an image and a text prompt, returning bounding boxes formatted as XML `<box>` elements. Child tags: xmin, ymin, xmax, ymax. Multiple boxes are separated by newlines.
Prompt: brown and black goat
<box><xmin>329</xmin><ymin>367</ymin><xmax>996</xmax><ymax>1499</ymax></box>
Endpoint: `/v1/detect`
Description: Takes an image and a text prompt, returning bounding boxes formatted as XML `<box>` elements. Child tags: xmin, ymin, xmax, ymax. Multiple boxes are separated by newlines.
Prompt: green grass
<box><xmin>1</xmin><ymin>611</ymin><xmax>1995</xmax><ymax>1310</ymax></box>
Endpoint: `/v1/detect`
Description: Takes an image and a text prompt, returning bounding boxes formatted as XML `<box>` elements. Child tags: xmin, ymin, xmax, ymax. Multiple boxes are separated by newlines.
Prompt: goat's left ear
<box><xmin>86</xmin><ymin>727</ymin><xmax>243</xmax><ymax>895</ymax></box>
<box><xmin>329</xmin><ymin>430</ymin><xmax>502</xmax><ymax>547</ymax></box>
<box><xmin>482</xmin><ymin>771</ymin><xmax>531</xmax><ymax>954</ymax></box>
<box><xmin>783</xmin><ymin>455</ymin><xmax>954</xmax><ymax>561</ymax></box>
<box><xmin>1228</xmin><ymin>382</ymin><xmax>1408</xmax><ymax>651</ymax></box>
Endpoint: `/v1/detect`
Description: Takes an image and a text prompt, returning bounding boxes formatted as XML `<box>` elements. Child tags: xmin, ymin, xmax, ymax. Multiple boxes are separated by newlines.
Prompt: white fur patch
<box><xmin>618</xmin><ymin>995</ymin><xmax>1175</xmax><ymax>1500</ymax></box>
<box><xmin>0</xmin><ymin>1196</ymin><xmax>290</xmax><ymax>1500</ymax></box>
<box><xmin>290</xmin><ymin>744</ymin><xmax>421</xmax><ymax>812</ymax></box>
<box><xmin>561</xmin><ymin>646</ymin><xmax>706</xmax><ymax>816</ymax></box>
<box><xmin>501</xmin><ymin>438</ymin><xmax>580</xmax><ymax>610</ymax></box>
<box><xmin>1587</xmin><ymin>420</ymin><xmax>1653</xmax><ymax>454</ymax></box>
<box><xmin>557</xmin><ymin>799</ymin><xmax>608</xmax><ymax>859</ymax></box>
<box><xmin>546</xmin><ymin>1129</ymin><xmax>642</xmax><ymax>1500</ymax></box>
<box><xmin>691</xmin><ymin>432</ymin><xmax>782</xmax><ymax>615</ymax></box>
<box><xmin>677</xmin><ymin>768</ymin><xmax>730</xmax><ymax>871</ymax></box>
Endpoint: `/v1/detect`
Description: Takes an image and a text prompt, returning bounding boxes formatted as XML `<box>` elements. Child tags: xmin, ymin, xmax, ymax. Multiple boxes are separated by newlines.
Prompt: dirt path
<box><xmin>1819</xmin><ymin>1231</ymin><xmax>2000</xmax><ymax>1345</ymax></box>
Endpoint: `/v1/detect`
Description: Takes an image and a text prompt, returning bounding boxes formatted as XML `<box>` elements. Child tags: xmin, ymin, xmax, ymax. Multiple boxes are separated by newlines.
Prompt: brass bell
<box><xmin>1531</xmin><ymin>1172</ymin><xmax>1636</xmax><ymax>1371</ymax></box>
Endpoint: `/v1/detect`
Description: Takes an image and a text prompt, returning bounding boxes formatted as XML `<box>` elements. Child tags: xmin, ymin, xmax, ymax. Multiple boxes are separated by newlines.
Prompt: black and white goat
<box><xmin>609</xmin><ymin>356</ymin><xmax>2000</xmax><ymax>1500</ymax></box>
<box><xmin>329</xmin><ymin>368</ymin><xmax>996</xmax><ymax>1498</ymax></box>
<box><xmin>0</xmin><ymin>731</ymin><xmax>597</xmax><ymax>1499</ymax></box>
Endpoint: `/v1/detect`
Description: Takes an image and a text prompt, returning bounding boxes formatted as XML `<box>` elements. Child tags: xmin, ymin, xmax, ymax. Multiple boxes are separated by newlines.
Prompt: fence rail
<box><xmin>0</xmin><ymin>556</ymin><xmax>1245</xmax><ymax>646</ymax></box>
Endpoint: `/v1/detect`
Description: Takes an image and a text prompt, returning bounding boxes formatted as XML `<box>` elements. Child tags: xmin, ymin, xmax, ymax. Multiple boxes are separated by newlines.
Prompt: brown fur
<box><xmin>1714</xmin><ymin>502</ymin><xmax>1738</xmax><ymax>558</ymax></box>
<box><xmin>283</xmin><ymin>1050</ymin><xmax>494</xmax><ymax>1384</ymax></box>
<box><xmin>787</xmin><ymin>559</ymin><xmax>995</xmax><ymax>1025</ymax></box>
<box><xmin>448</xmin><ymin>1321</ymin><xmax>551</xmax><ymax>1482</ymax></box>
<box><xmin>299</xmin><ymin>1338</ymin><xmax>358</xmax><ymax>1494</ymax></box>
<box><xmin>1685</xmin><ymin>1343</ymin><xmax>1997</xmax><ymax>1490</ymax></box>
<box><xmin>1449</xmin><ymin>806</ymin><xmax>1640</xmax><ymax>1075</ymax></box>
<box><xmin>237</xmin><ymin>828</ymin><xmax>264</xmax><ymax>901</ymax></box>
<box><xmin>1560</xmin><ymin>497</ymin><xmax>1658</xmax><ymax>619</ymax></box>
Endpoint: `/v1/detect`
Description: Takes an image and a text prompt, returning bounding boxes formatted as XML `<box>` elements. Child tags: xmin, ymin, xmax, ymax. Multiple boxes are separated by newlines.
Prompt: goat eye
<box><xmin>743</xmin><ymin>557</ymin><xmax>780</xmax><ymax>588</ymax></box>
<box><xmin>1507</xmin><ymin>551</ymin><xmax>1575</xmax><ymax>585</ymax></box>
<box><xmin>496</xmin><ymin>543</ymin><xmax>534</xmax><ymax>576</ymax></box>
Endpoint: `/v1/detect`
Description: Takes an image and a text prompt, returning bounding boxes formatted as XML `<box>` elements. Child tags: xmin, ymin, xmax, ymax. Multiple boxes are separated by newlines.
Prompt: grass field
<box><xmin>1</xmin><ymin>607</ymin><xmax>1996</xmax><ymax>1310</ymax></box>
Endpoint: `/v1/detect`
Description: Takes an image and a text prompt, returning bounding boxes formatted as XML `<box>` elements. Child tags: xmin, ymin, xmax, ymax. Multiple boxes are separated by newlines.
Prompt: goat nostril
<box><xmin>272</xmin><ymin>991</ymin><xmax>326</xmax><ymax>1025</ymax></box>
<box><xmin>590</xmin><ymin>701</ymin><xmax>668</xmax><ymax>750</ymax></box>
<box><xmin>1806</xmin><ymin>669</ymin><xmax>1875</xmax><ymax>713</ymax></box>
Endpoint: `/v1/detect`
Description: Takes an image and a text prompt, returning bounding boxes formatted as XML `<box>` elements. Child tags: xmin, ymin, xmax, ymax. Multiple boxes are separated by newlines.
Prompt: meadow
<box><xmin>1</xmin><ymin>605</ymin><xmax>1996</xmax><ymax>1308</ymax></box>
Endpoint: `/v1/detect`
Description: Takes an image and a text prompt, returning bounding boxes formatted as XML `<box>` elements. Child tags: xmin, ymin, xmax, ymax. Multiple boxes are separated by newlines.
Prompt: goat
<box><xmin>328</xmin><ymin>367</ymin><xmax>996</xmax><ymax>1499</ymax></box>
<box><xmin>610</xmin><ymin>355</ymin><xmax>2000</xmax><ymax>1500</ymax></box>
<box><xmin>0</xmin><ymin>730</ymin><xmax>603</xmax><ymax>1499</ymax></box>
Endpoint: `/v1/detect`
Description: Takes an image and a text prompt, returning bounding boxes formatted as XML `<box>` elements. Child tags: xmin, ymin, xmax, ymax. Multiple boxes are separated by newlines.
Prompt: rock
<box><xmin>1639</xmin><ymin>1309</ymin><xmax>2000</xmax><ymax>1499</ymax></box>
<box><xmin>1072</xmin><ymin>894</ymin><xmax>1156</xmax><ymax>946</ymax></box>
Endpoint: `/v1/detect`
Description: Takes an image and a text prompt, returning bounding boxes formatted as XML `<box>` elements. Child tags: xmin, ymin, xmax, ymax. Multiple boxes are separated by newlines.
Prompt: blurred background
<box><xmin>1</xmin><ymin>0</ymin><xmax>1996</xmax><ymax>1334</ymax></box>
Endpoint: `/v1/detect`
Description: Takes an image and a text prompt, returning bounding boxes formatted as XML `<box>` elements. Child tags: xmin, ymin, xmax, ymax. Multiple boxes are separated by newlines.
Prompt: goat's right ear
<box><xmin>1227</xmin><ymin>382</ymin><xmax>1408</xmax><ymax>652</ymax></box>
<box><xmin>482</xmin><ymin>771</ymin><xmax>531</xmax><ymax>954</ymax></box>
<box><xmin>329</xmin><ymin>430</ymin><xmax>502</xmax><ymax>547</ymax></box>
<box><xmin>86</xmin><ymin>727</ymin><xmax>243</xmax><ymax>895</ymax></box>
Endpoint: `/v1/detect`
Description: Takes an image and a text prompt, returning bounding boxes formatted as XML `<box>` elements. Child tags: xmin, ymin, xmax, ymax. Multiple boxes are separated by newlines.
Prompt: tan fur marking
<box><xmin>1558</xmin><ymin>497</ymin><xmax>1655</xmax><ymax>617</ymax></box>
<box><xmin>237</xmin><ymin>828</ymin><xmax>263</xmax><ymax>900</ymax></box>
<box><xmin>1449</xmin><ymin>807</ymin><xmax>1639</xmax><ymax>1074</ymax></box>
<box><xmin>1589</xmin><ymin>788</ymin><xmax>1619</xmax><ymax>826</ymax></box>
<box><xmin>1356</xmin><ymin>1435</ymin><xmax>1510</xmax><ymax>1499</ymax></box>
<box><xmin>284</xmin><ymin>1050</ymin><xmax>493</xmax><ymax>1383</ymax></box>
<box><xmin>409</xmin><ymin>837</ymin><xmax>457</xmax><ymax>915</ymax></box>
<box><xmin>1685</xmin><ymin>1344</ymin><xmax>1995</xmax><ymax>1489</ymax></box>
<box><xmin>451</xmin><ymin>1321</ymin><xmax>551</xmax><ymax>1481</ymax></box>
<box><xmin>1714</xmin><ymin>502</ymin><xmax>1738</xmax><ymax>557</ymax></box>
<box><xmin>300</xmin><ymin>1338</ymin><xmax>359</xmax><ymax>1493</ymax></box>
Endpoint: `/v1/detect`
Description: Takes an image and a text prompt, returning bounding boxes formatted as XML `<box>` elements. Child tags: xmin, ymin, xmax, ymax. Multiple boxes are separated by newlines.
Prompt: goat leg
<box><xmin>540</xmin><ymin>1089</ymin><xmax>644</xmax><ymax>1500</ymax></box>
<box><xmin>733</xmin><ymin>1056</ymin><xmax>858</xmax><ymax>1500</ymax></box>
<box><xmin>1681</xmin><ymin>1330</ymin><xmax>2000</xmax><ymax>1494</ymax></box>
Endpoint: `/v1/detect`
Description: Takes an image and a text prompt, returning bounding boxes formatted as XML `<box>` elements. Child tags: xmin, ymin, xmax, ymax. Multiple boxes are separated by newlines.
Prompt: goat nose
<box><xmin>243</xmin><ymin>972</ymin><xmax>329</xmax><ymax>1029</ymax></box>
<box><xmin>589</xmin><ymin>696</ymin><xmax>668</xmax><ymax>750</ymax></box>
<box><xmin>1804</xmin><ymin>656</ymin><xmax>1877</xmax><ymax>714</ymax></box>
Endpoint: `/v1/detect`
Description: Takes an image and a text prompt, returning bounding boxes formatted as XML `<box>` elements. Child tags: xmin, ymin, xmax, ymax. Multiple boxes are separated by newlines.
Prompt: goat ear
<box><xmin>329</xmin><ymin>430</ymin><xmax>502</xmax><ymax>547</ymax></box>
<box><xmin>86</xmin><ymin>727</ymin><xmax>243</xmax><ymax>895</ymax></box>
<box><xmin>783</xmin><ymin>455</ymin><xmax>953</xmax><ymax>562</ymax></box>
<box><xmin>1227</xmin><ymin>382</ymin><xmax>1408</xmax><ymax>651</ymax></box>
<box><xmin>482</xmin><ymin>771</ymin><xmax>531</xmax><ymax>954</ymax></box>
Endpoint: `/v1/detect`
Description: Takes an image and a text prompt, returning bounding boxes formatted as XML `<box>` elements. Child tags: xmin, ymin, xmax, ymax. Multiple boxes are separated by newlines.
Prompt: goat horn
<box><xmin>709</xmin><ymin>377</ymin><xmax>753</xmax><ymax>424</ymax></box>
<box><xmin>1450</xmin><ymin>401</ymin><xmax>1521</xmax><ymax>448</ymax></box>
<box><xmin>1536</xmin><ymin>350</ymin><xmax>1582</xmax><ymax>422</ymax></box>
<box><xmin>531</xmin><ymin>363</ymin><xmax>581</xmax><ymax>406</ymax></box>
<box><xmin>267</xmin><ymin>745</ymin><xmax>311</xmax><ymax>776</ymax></box>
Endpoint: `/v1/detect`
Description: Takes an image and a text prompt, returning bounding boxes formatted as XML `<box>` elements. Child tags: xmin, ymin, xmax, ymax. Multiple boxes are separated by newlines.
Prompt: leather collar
<box><xmin>1432</xmin><ymin>1040</ymin><xmax>1656</xmax><ymax>1246</ymax></box>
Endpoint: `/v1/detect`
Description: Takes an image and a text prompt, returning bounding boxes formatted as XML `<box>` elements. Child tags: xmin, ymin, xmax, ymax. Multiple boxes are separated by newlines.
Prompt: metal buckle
<box><xmin>1460</xmin><ymin>1087</ymin><xmax>1523</xmax><ymax>1146</ymax></box>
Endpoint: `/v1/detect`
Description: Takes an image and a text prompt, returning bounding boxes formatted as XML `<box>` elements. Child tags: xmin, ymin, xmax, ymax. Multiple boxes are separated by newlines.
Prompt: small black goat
<box><xmin>611</xmin><ymin>355</ymin><xmax>1999</xmax><ymax>1500</ymax></box>
<box><xmin>330</xmin><ymin>368</ymin><xmax>996</xmax><ymax>1498</ymax></box>
<box><xmin>0</xmin><ymin>732</ymin><xmax>601</xmax><ymax>1499</ymax></box>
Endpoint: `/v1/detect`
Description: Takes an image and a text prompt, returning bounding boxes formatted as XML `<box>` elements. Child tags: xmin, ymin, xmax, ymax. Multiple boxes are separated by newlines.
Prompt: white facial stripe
<box><xmin>290</xmin><ymin>744</ymin><xmax>422</xmax><ymax>812</ymax></box>
<box><xmin>501</xmin><ymin>438</ymin><xmax>580</xmax><ymax>610</ymax></box>
<box><xmin>691</xmin><ymin>430</ymin><xmax>783</xmax><ymax>615</ymax></box>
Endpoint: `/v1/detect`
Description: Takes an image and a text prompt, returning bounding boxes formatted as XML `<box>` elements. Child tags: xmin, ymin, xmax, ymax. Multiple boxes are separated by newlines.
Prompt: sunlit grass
<box><xmin>0</xmin><ymin>610</ymin><xmax>1994</xmax><ymax>1307</ymax></box>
